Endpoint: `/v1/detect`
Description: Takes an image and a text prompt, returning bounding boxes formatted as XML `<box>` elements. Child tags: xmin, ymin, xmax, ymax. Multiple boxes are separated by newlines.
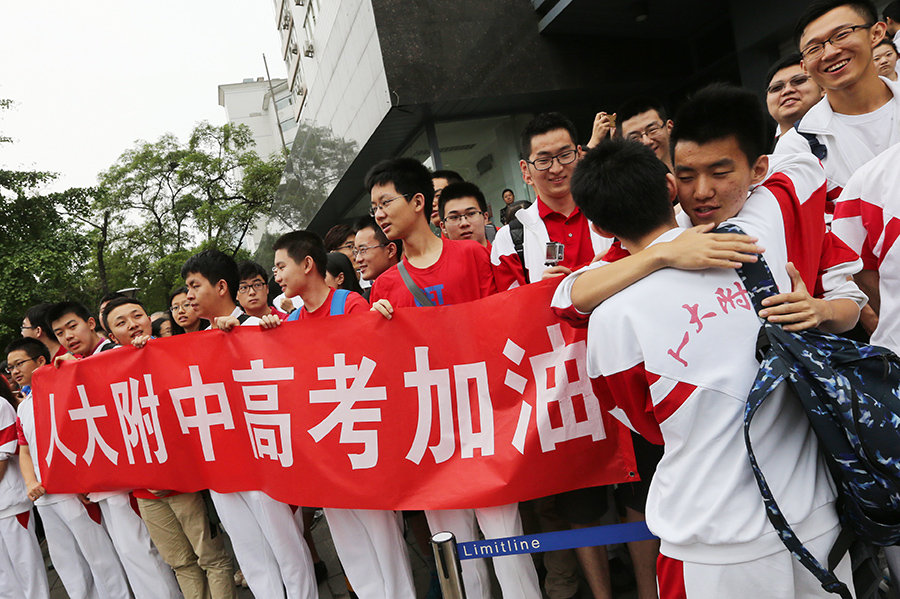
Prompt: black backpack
<box><xmin>717</xmin><ymin>224</ymin><xmax>900</xmax><ymax>599</ymax></box>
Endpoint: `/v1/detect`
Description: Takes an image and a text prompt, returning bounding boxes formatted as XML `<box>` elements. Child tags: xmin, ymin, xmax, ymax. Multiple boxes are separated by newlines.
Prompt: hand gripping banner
<box><xmin>31</xmin><ymin>280</ymin><xmax>636</xmax><ymax>510</ymax></box>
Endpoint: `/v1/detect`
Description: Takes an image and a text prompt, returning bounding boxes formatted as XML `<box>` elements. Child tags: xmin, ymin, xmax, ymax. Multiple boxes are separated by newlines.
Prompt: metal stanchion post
<box><xmin>431</xmin><ymin>531</ymin><xmax>467</xmax><ymax>599</ymax></box>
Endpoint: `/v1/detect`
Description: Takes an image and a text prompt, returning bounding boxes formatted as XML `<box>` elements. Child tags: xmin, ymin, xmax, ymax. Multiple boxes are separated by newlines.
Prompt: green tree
<box><xmin>92</xmin><ymin>121</ymin><xmax>284</xmax><ymax>311</ymax></box>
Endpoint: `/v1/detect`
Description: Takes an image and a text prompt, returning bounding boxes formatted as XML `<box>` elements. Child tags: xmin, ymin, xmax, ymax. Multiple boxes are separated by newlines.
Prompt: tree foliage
<box><xmin>1</xmin><ymin>105</ymin><xmax>284</xmax><ymax>345</ymax></box>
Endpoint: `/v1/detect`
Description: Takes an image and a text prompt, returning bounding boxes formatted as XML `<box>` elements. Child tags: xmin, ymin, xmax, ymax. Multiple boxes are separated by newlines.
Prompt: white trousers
<box><xmin>210</xmin><ymin>490</ymin><xmax>316</xmax><ymax>599</ymax></box>
<box><xmin>425</xmin><ymin>503</ymin><xmax>541</xmax><ymax>599</ymax></box>
<box><xmin>657</xmin><ymin>525</ymin><xmax>855</xmax><ymax>599</ymax></box>
<box><xmin>0</xmin><ymin>508</ymin><xmax>50</xmax><ymax>599</ymax></box>
<box><xmin>97</xmin><ymin>493</ymin><xmax>183</xmax><ymax>599</ymax></box>
<box><xmin>324</xmin><ymin>508</ymin><xmax>416</xmax><ymax>599</ymax></box>
<box><xmin>38</xmin><ymin>497</ymin><xmax>130</xmax><ymax>599</ymax></box>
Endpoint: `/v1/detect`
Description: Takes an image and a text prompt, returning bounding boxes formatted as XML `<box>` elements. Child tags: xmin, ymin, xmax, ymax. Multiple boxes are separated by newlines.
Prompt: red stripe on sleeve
<box><xmin>653</xmin><ymin>382</ymin><xmax>696</xmax><ymax>423</ymax></box>
<box><xmin>16</xmin><ymin>417</ymin><xmax>26</xmax><ymax>446</ymax></box>
<box><xmin>0</xmin><ymin>423</ymin><xmax>17</xmax><ymax>448</ymax></box>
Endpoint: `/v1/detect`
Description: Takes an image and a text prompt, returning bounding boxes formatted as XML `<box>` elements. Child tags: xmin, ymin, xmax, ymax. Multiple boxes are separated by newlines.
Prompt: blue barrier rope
<box><xmin>457</xmin><ymin>521</ymin><xmax>657</xmax><ymax>561</ymax></box>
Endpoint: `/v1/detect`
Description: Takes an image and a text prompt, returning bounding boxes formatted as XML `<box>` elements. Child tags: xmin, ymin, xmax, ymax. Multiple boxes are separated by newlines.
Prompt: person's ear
<box><xmin>215</xmin><ymin>279</ymin><xmax>229</xmax><ymax>298</ymax></box>
<box><xmin>87</xmin><ymin>317</ymin><xmax>97</xmax><ymax>332</ymax></box>
<box><xmin>520</xmin><ymin>159</ymin><xmax>534</xmax><ymax>186</ymax></box>
<box><xmin>750</xmin><ymin>154</ymin><xmax>769</xmax><ymax>186</ymax></box>
<box><xmin>386</xmin><ymin>242</ymin><xmax>398</xmax><ymax>260</ymax></box>
<box><xmin>35</xmin><ymin>356</ymin><xmax>47</xmax><ymax>368</ymax></box>
<box><xmin>303</xmin><ymin>256</ymin><xmax>315</xmax><ymax>275</ymax></box>
<box><xmin>336</xmin><ymin>273</ymin><xmax>345</xmax><ymax>287</ymax></box>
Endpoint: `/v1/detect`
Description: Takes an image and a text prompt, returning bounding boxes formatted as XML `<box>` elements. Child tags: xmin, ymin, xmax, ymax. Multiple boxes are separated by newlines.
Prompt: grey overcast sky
<box><xmin>0</xmin><ymin>1</ymin><xmax>286</xmax><ymax>193</ymax></box>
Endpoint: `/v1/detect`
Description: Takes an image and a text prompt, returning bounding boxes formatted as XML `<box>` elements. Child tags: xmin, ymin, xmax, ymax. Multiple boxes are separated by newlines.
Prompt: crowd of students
<box><xmin>2</xmin><ymin>0</ymin><xmax>900</xmax><ymax>598</ymax></box>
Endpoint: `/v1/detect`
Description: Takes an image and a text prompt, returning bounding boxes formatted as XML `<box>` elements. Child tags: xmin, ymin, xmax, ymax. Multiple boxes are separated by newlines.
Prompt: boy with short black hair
<box><xmin>10</xmin><ymin>335</ymin><xmax>132</xmax><ymax>599</ymax></box>
<box><xmin>237</xmin><ymin>260</ymin><xmax>285</xmax><ymax>320</ymax></box>
<box><xmin>103</xmin><ymin>297</ymin><xmax>237</xmax><ymax>599</ymax></box>
<box><xmin>21</xmin><ymin>302</ymin><xmax>65</xmax><ymax>360</ymax></box>
<box><xmin>574</xmin><ymin>138</ymin><xmax>851</xmax><ymax>599</ymax></box>
<box><xmin>180</xmin><ymin>249</ymin><xmax>317</xmax><ymax>599</ymax></box>
<box><xmin>1</xmin><ymin>337</ymin><xmax>51</xmax><ymax>599</ymax></box>
<box><xmin>47</xmin><ymin>301</ymin><xmax>115</xmax><ymax>358</ymax></box>
<box><xmin>368</xmin><ymin>157</ymin><xmax>495</xmax><ymax>315</ymax></box>
<box><xmin>430</xmin><ymin>168</ymin><xmax>464</xmax><ymax>229</ymax></box>
<box><xmin>44</xmin><ymin>301</ymin><xmax>182</xmax><ymax>599</ymax></box>
<box><xmin>269</xmin><ymin>230</ymin><xmax>370</xmax><ymax>320</ymax></box>
<box><xmin>438</xmin><ymin>181</ymin><xmax>490</xmax><ymax>248</ymax></box>
<box><xmin>352</xmin><ymin>216</ymin><xmax>401</xmax><ymax>298</ymax></box>
<box><xmin>263</xmin><ymin>229</ymin><xmax>412</xmax><ymax>599</ymax></box>
<box><xmin>366</xmin><ymin>157</ymin><xmax>540</xmax><ymax>599</ymax></box>
<box><xmin>776</xmin><ymin>0</ymin><xmax>900</xmax><ymax>202</ymax></box>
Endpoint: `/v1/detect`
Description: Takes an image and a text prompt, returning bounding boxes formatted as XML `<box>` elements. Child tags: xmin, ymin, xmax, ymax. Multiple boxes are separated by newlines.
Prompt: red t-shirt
<box><xmin>371</xmin><ymin>237</ymin><xmax>496</xmax><ymax>308</ymax></box>
<box><xmin>537</xmin><ymin>199</ymin><xmax>595</xmax><ymax>271</ymax></box>
<box><xmin>295</xmin><ymin>288</ymin><xmax>370</xmax><ymax>319</ymax></box>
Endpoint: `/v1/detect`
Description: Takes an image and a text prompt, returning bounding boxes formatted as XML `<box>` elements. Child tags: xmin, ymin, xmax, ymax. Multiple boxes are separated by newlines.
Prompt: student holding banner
<box><xmin>184</xmin><ymin>249</ymin><xmax>318</xmax><ymax>599</ymax></box>
<box><xmin>102</xmin><ymin>296</ymin><xmax>237</xmax><ymax>599</ymax></box>
<box><xmin>367</xmin><ymin>157</ymin><xmax>542</xmax><ymax>599</ymax></box>
<box><xmin>12</xmin><ymin>335</ymin><xmax>132</xmax><ymax>599</ymax></box>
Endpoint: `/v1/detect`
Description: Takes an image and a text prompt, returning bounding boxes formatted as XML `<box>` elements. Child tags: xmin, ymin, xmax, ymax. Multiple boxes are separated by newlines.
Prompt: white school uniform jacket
<box><xmin>0</xmin><ymin>400</ymin><xmax>31</xmax><ymax>519</ymax></box>
<box><xmin>490</xmin><ymin>200</ymin><xmax>612</xmax><ymax>289</ymax></box>
<box><xmin>774</xmin><ymin>77</ymin><xmax>900</xmax><ymax>203</ymax></box>
<box><xmin>586</xmin><ymin>226</ymin><xmax>840</xmax><ymax>565</ymax></box>
<box><xmin>832</xmin><ymin>142</ymin><xmax>900</xmax><ymax>353</ymax></box>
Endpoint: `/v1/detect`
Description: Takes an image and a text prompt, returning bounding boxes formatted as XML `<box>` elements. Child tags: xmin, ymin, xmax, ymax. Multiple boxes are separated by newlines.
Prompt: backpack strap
<box><xmin>236</xmin><ymin>313</ymin><xmax>251</xmax><ymax>324</ymax></box>
<box><xmin>509</xmin><ymin>218</ymin><xmax>530</xmax><ymax>282</ymax></box>
<box><xmin>792</xmin><ymin>121</ymin><xmax>827</xmax><ymax>161</ymax></box>
<box><xmin>715</xmin><ymin>223</ymin><xmax>854</xmax><ymax>599</ymax></box>
<box><xmin>397</xmin><ymin>261</ymin><xmax>435</xmax><ymax>307</ymax></box>
<box><xmin>329</xmin><ymin>289</ymin><xmax>351</xmax><ymax>316</ymax></box>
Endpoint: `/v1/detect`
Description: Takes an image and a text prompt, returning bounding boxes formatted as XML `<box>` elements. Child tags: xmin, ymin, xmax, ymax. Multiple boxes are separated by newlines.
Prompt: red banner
<box><xmin>32</xmin><ymin>280</ymin><xmax>635</xmax><ymax>510</ymax></box>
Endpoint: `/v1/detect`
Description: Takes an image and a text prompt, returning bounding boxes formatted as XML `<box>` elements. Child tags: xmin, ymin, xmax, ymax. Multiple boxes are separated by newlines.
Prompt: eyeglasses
<box><xmin>8</xmin><ymin>358</ymin><xmax>35</xmax><ymax>372</ymax></box>
<box><xmin>369</xmin><ymin>193</ymin><xmax>409</xmax><ymax>216</ymax></box>
<box><xmin>766</xmin><ymin>74</ymin><xmax>812</xmax><ymax>95</ymax></box>
<box><xmin>352</xmin><ymin>243</ymin><xmax>388</xmax><ymax>257</ymax></box>
<box><xmin>237</xmin><ymin>281</ymin><xmax>267</xmax><ymax>294</ymax></box>
<box><xmin>335</xmin><ymin>241</ymin><xmax>355</xmax><ymax>252</ymax></box>
<box><xmin>526</xmin><ymin>149</ymin><xmax>578</xmax><ymax>171</ymax></box>
<box><xmin>443</xmin><ymin>210</ymin><xmax>484</xmax><ymax>224</ymax></box>
<box><xmin>800</xmin><ymin>23</ymin><xmax>874</xmax><ymax>60</ymax></box>
<box><xmin>170</xmin><ymin>301</ymin><xmax>192</xmax><ymax>312</ymax></box>
<box><xmin>20</xmin><ymin>324</ymin><xmax>36</xmax><ymax>331</ymax></box>
<box><xmin>625</xmin><ymin>123</ymin><xmax>664</xmax><ymax>142</ymax></box>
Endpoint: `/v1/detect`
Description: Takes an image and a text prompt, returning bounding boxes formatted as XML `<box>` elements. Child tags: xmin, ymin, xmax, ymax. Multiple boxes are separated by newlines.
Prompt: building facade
<box><xmin>218</xmin><ymin>77</ymin><xmax>298</xmax><ymax>160</ymax></box>
<box><xmin>268</xmin><ymin>0</ymin><xmax>824</xmax><ymax>236</ymax></box>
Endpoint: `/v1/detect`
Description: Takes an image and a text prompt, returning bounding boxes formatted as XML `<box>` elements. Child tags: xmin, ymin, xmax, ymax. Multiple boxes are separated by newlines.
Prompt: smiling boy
<box><xmin>775</xmin><ymin>0</ymin><xmax>900</xmax><ymax>201</ymax></box>
<box><xmin>437</xmin><ymin>181</ymin><xmax>490</xmax><ymax>248</ymax></box>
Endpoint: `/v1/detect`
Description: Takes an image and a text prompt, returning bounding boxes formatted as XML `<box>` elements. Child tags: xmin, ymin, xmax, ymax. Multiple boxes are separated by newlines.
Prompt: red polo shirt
<box><xmin>537</xmin><ymin>198</ymin><xmax>595</xmax><ymax>271</ymax></box>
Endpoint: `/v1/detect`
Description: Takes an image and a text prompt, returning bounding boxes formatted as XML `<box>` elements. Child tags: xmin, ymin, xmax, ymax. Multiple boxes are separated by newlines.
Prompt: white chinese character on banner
<box><xmin>308</xmin><ymin>354</ymin><xmax>386</xmax><ymax>470</ymax></box>
<box><xmin>404</xmin><ymin>346</ymin><xmax>495</xmax><ymax>465</ymax></box>
<box><xmin>232</xmin><ymin>359</ymin><xmax>294</xmax><ymax>468</ymax></box>
<box><xmin>45</xmin><ymin>393</ymin><xmax>77</xmax><ymax>467</ymax></box>
<box><xmin>169</xmin><ymin>365</ymin><xmax>234</xmax><ymax>461</ymax></box>
<box><xmin>110</xmin><ymin>375</ymin><xmax>167</xmax><ymax>465</ymax></box>
<box><xmin>69</xmin><ymin>385</ymin><xmax>119</xmax><ymax>465</ymax></box>
<box><xmin>508</xmin><ymin>324</ymin><xmax>605</xmax><ymax>454</ymax></box>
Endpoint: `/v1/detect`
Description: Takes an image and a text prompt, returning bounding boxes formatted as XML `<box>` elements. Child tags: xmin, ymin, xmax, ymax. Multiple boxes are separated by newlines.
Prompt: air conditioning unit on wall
<box><xmin>303</xmin><ymin>41</ymin><xmax>315</xmax><ymax>58</ymax></box>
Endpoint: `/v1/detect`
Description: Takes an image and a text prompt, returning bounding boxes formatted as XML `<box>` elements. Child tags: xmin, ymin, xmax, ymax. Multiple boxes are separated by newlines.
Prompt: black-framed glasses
<box><xmin>369</xmin><ymin>193</ymin><xmax>409</xmax><ymax>216</ymax></box>
<box><xmin>525</xmin><ymin>149</ymin><xmax>578</xmax><ymax>171</ymax></box>
<box><xmin>766</xmin><ymin>74</ymin><xmax>812</xmax><ymax>95</ymax></box>
<box><xmin>237</xmin><ymin>281</ymin><xmax>267</xmax><ymax>294</ymax></box>
<box><xmin>443</xmin><ymin>210</ymin><xmax>484</xmax><ymax>224</ymax></box>
<box><xmin>20</xmin><ymin>324</ymin><xmax>37</xmax><ymax>331</ymax></box>
<box><xmin>8</xmin><ymin>358</ymin><xmax>35</xmax><ymax>372</ymax></box>
<box><xmin>352</xmin><ymin>243</ymin><xmax>388</xmax><ymax>257</ymax></box>
<box><xmin>625</xmin><ymin>123</ymin><xmax>664</xmax><ymax>142</ymax></box>
<box><xmin>800</xmin><ymin>24</ymin><xmax>874</xmax><ymax>60</ymax></box>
